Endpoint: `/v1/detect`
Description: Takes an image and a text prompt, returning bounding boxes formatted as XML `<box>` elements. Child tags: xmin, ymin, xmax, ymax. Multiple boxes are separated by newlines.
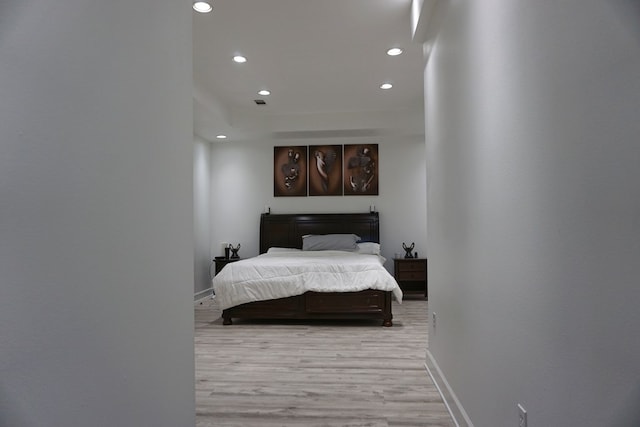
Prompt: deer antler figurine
<box><xmin>229</xmin><ymin>243</ymin><xmax>241</xmax><ymax>259</ymax></box>
<box><xmin>402</xmin><ymin>242</ymin><xmax>415</xmax><ymax>259</ymax></box>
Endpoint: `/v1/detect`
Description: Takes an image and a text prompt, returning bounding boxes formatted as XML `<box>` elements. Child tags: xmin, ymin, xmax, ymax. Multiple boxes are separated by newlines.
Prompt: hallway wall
<box><xmin>424</xmin><ymin>1</ymin><xmax>640</xmax><ymax>425</ymax></box>
<box><xmin>0</xmin><ymin>1</ymin><xmax>195</xmax><ymax>425</ymax></box>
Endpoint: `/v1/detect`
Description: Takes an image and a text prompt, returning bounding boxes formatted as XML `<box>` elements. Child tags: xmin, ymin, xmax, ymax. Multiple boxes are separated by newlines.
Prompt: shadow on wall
<box><xmin>611</xmin><ymin>0</ymin><xmax>640</xmax><ymax>43</ymax></box>
<box><xmin>612</xmin><ymin>383</ymin><xmax>640</xmax><ymax>427</ymax></box>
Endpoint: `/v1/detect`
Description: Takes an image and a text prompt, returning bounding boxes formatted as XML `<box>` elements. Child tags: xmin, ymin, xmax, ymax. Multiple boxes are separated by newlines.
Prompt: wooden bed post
<box><xmin>383</xmin><ymin>290</ymin><xmax>393</xmax><ymax>327</ymax></box>
<box><xmin>222</xmin><ymin>313</ymin><xmax>232</xmax><ymax>325</ymax></box>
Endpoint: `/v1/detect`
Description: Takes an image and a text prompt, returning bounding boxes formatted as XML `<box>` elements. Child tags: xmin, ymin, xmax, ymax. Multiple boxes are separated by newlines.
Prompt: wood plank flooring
<box><xmin>195</xmin><ymin>295</ymin><xmax>454</xmax><ymax>427</ymax></box>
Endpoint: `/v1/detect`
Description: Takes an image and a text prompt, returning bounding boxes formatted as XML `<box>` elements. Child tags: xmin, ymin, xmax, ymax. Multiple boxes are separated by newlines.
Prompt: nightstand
<box><xmin>393</xmin><ymin>258</ymin><xmax>428</xmax><ymax>299</ymax></box>
<box><xmin>214</xmin><ymin>257</ymin><xmax>241</xmax><ymax>275</ymax></box>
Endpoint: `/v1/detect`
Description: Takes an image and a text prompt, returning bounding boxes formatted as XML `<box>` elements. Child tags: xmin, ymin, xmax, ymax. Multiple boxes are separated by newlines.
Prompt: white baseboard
<box><xmin>424</xmin><ymin>349</ymin><xmax>474</xmax><ymax>427</ymax></box>
<box><xmin>194</xmin><ymin>287</ymin><xmax>213</xmax><ymax>302</ymax></box>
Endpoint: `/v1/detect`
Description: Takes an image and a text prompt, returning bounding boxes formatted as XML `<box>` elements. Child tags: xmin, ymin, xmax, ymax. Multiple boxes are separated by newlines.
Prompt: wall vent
<box><xmin>254</xmin><ymin>99</ymin><xmax>266</xmax><ymax>105</ymax></box>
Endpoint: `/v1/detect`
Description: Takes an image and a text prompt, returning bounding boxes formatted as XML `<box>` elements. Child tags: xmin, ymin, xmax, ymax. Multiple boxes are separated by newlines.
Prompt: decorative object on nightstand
<box><xmin>402</xmin><ymin>242</ymin><xmax>415</xmax><ymax>258</ymax></box>
<box><xmin>229</xmin><ymin>243</ymin><xmax>241</xmax><ymax>259</ymax></box>
<box><xmin>214</xmin><ymin>256</ymin><xmax>241</xmax><ymax>276</ymax></box>
<box><xmin>394</xmin><ymin>257</ymin><xmax>428</xmax><ymax>299</ymax></box>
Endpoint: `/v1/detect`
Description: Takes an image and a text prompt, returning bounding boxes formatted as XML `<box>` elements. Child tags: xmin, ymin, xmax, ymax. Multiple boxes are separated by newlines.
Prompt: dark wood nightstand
<box><xmin>214</xmin><ymin>257</ymin><xmax>241</xmax><ymax>275</ymax></box>
<box><xmin>393</xmin><ymin>258</ymin><xmax>428</xmax><ymax>299</ymax></box>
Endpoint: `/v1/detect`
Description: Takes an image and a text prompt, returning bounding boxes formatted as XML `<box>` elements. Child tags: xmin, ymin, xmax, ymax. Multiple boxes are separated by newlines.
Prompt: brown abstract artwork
<box><xmin>309</xmin><ymin>145</ymin><xmax>343</xmax><ymax>196</ymax></box>
<box><xmin>343</xmin><ymin>144</ymin><xmax>379</xmax><ymax>195</ymax></box>
<box><xmin>274</xmin><ymin>146</ymin><xmax>307</xmax><ymax>197</ymax></box>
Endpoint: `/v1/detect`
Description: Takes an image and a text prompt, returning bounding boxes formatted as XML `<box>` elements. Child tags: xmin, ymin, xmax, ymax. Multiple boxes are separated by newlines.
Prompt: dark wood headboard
<box><xmin>259</xmin><ymin>212</ymin><xmax>380</xmax><ymax>254</ymax></box>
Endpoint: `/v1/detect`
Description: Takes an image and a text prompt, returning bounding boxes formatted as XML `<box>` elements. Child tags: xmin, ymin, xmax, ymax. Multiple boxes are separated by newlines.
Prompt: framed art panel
<box><xmin>343</xmin><ymin>144</ymin><xmax>378</xmax><ymax>195</ymax></box>
<box><xmin>309</xmin><ymin>145</ymin><xmax>343</xmax><ymax>196</ymax></box>
<box><xmin>274</xmin><ymin>146</ymin><xmax>307</xmax><ymax>197</ymax></box>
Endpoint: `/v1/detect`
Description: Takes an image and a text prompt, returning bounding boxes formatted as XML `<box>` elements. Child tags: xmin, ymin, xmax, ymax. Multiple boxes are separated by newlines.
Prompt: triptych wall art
<box><xmin>274</xmin><ymin>144</ymin><xmax>378</xmax><ymax>197</ymax></box>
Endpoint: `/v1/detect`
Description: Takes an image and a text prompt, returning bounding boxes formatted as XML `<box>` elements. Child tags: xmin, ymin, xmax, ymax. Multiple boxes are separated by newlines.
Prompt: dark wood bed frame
<box><xmin>221</xmin><ymin>212</ymin><xmax>393</xmax><ymax>326</ymax></box>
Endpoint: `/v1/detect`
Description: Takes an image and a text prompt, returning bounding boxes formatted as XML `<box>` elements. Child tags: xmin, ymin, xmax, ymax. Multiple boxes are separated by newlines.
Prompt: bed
<box><xmin>213</xmin><ymin>212</ymin><xmax>402</xmax><ymax>326</ymax></box>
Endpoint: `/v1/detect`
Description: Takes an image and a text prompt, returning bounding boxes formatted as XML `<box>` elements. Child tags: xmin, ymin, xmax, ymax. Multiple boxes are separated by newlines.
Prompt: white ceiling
<box><xmin>193</xmin><ymin>0</ymin><xmax>427</xmax><ymax>143</ymax></box>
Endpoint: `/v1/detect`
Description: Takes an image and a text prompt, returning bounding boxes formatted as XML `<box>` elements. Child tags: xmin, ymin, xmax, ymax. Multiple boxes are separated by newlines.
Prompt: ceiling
<box><xmin>193</xmin><ymin>0</ymin><xmax>427</xmax><ymax>144</ymax></box>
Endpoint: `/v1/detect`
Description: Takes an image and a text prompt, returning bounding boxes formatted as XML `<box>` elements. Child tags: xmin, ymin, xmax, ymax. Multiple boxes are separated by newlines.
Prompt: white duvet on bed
<box><xmin>212</xmin><ymin>250</ymin><xmax>403</xmax><ymax>310</ymax></box>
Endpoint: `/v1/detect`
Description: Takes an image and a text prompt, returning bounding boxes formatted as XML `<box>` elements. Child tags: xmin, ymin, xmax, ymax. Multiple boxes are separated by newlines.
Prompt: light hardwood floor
<box><xmin>195</xmin><ymin>295</ymin><xmax>454</xmax><ymax>427</ymax></box>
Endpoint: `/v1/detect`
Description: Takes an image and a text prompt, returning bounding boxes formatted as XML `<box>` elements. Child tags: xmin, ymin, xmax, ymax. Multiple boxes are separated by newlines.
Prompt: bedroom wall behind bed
<box><xmin>205</xmin><ymin>138</ymin><xmax>427</xmax><ymax>280</ymax></box>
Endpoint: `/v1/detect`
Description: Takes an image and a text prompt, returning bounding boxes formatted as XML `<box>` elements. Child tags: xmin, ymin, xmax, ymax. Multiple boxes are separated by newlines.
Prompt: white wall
<box><xmin>425</xmin><ymin>1</ymin><xmax>640</xmax><ymax>426</ymax></box>
<box><xmin>0</xmin><ymin>1</ymin><xmax>195</xmax><ymax>426</ymax></box>
<box><xmin>209</xmin><ymin>140</ymin><xmax>427</xmax><ymax>271</ymax></box>
<box><xmin>194</xmin><ymin>136</ymin><xmax>213</xmax><ymax>296</ymax></box>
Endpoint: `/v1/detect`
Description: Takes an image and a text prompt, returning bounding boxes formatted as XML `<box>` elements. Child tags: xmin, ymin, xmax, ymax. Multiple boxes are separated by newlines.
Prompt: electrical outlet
<box><xmin>517</xmin><ymin>404</ymin><xmax>527</xmax><ymax>427</ymax></box>
<box><xmin>432</xmin><ymin>312</ymin><xmax>437</xmax><ymax>329</ymax></box>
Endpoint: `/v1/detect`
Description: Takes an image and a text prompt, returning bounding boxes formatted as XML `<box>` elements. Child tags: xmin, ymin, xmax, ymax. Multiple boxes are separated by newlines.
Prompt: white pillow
<box><xmin>355</xmin><ymin>242</ymin><xmax>381</xmax><ymax>255</ymax></box>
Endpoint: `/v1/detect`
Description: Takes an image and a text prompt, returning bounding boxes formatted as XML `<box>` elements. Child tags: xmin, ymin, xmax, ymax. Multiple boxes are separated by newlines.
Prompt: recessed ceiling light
<box><xmin>257</xmin><ymin>90</ymin><xmax>271</xmax><ymax>96</ymax></box>
<box><xmin>233</xmin><ymin>55</ymin><xmax>247</xmax><ymax>63</ymax></box>
<box><xmin>387</xmin><ymin>47</ymin><xmax>403</xmax><ymax>56</ymax></box>
<box><xmin>193</xmin><ymin>1</ymin><xmax>212</xmax><ymax>13</ymax></box>
<box><xmin>380</xmin><ymin>83</ymin><xmax>393</xmax><ymax>90</ymax></box>
<box><xmin>216</xmin><ymin>134</ymin><xmax>227</xmax><ymax>139</ymax></box>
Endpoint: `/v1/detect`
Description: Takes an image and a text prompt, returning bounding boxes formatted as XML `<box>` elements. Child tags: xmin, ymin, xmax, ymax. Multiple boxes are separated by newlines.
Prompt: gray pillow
<box><xmin>302</xmin><ymin>234</ymin><xmax>360</xmax><ymax>251</ymax></box>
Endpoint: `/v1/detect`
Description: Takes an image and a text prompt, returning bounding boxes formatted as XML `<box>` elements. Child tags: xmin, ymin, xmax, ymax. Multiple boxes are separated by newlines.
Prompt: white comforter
<box><xmin>212</xmin><ymin>250</ymin><xmax>403</xmax><ymax>310</ymax></box>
